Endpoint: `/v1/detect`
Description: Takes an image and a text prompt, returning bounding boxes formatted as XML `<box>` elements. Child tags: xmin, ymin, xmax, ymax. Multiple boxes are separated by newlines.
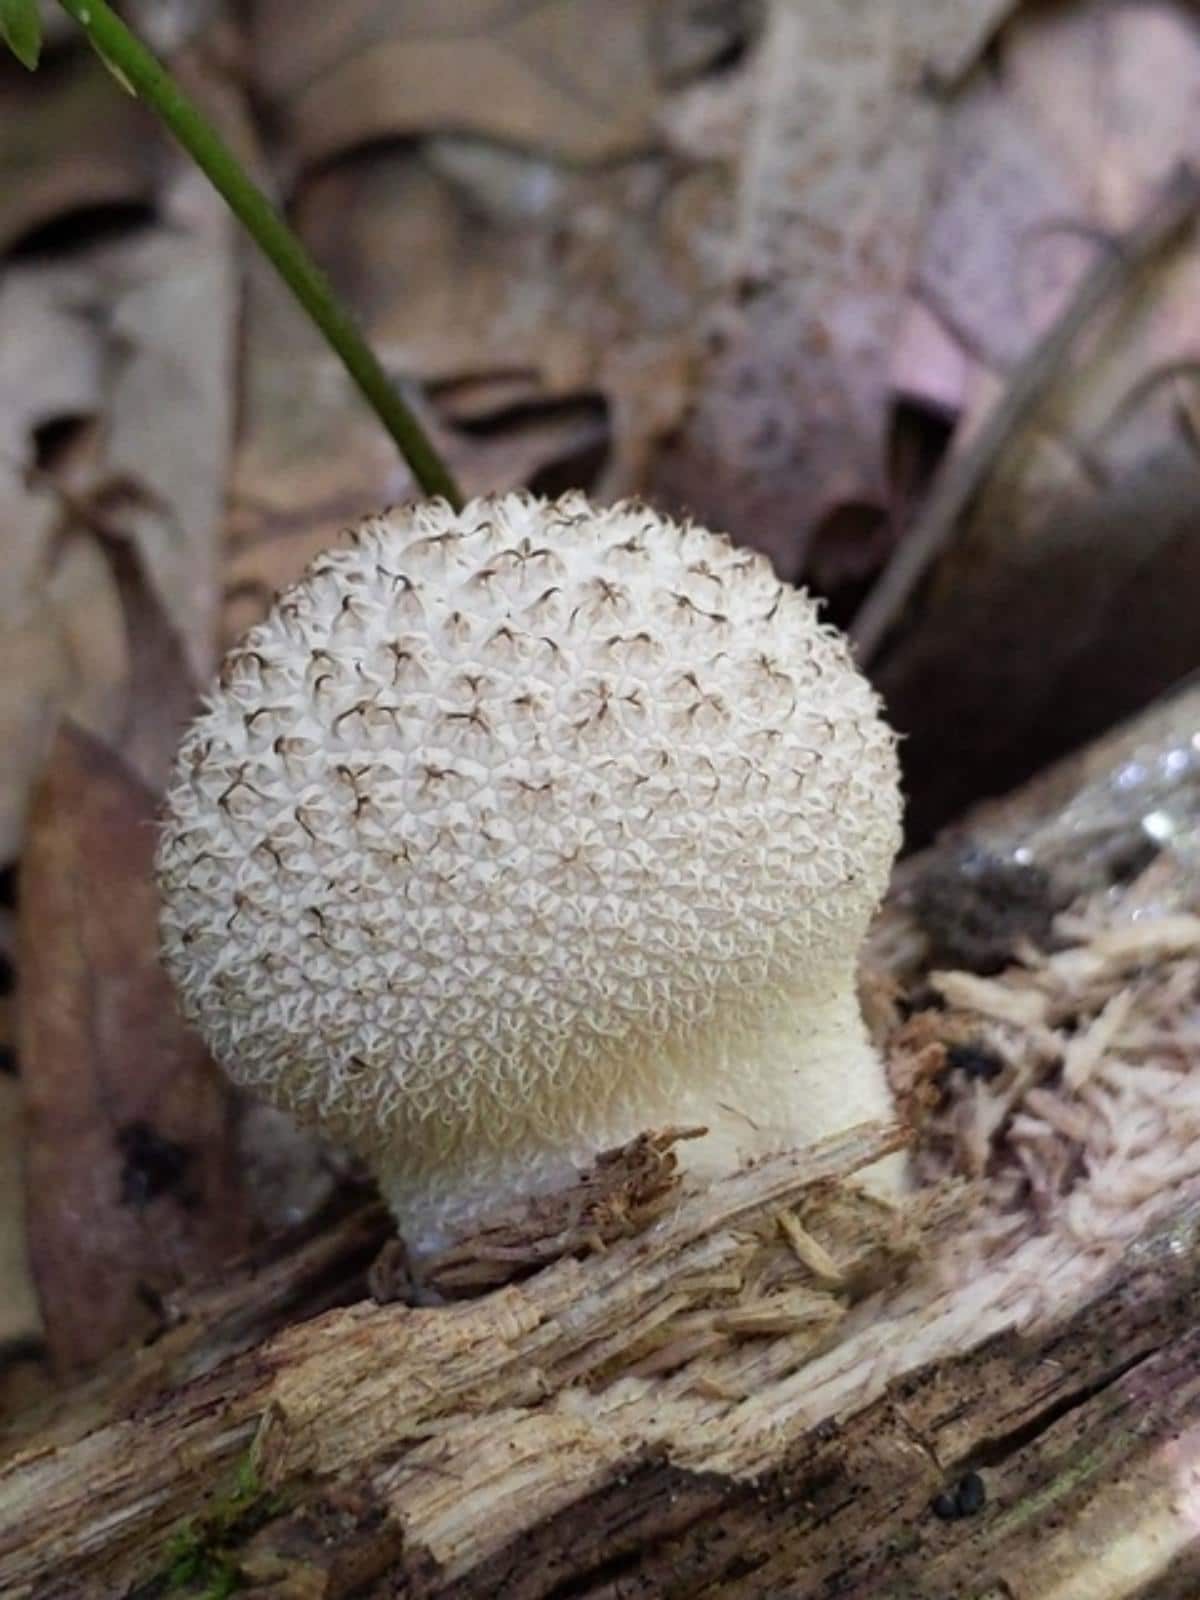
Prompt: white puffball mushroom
<box><xmin>157</xmin><ymin>492</ymin><xmax>904</xmax><ymax>1252</ymax></box>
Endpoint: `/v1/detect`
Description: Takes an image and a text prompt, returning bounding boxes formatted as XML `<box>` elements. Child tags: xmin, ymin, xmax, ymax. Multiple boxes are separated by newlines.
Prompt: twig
<box><xmin>851</xmin><ymin>162</ymin><xmax>1200</xmax><ymax>667</ymax></box>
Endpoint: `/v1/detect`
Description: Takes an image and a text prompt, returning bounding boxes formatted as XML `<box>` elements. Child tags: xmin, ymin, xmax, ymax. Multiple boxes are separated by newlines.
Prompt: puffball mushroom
<box><xmin>157</xmin><ymin>492</ymin><xmax>904</xmax><ymax>1252</ymax></box>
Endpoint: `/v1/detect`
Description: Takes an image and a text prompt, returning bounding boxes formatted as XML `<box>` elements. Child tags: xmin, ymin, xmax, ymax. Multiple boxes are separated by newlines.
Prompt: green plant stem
<box><xmin>56</xmin><ymin>0</ymin><xmax>462</xmax><ymax>507</ymax></box>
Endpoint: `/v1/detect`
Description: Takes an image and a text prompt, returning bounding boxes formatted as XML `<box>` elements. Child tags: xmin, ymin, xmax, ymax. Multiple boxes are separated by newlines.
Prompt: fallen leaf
<box><xmin>914</xmin><ymin>81</ymin><xmax>1089</xmax><ymax>375</ymax></box>
<box><xmin>0</xmin><ymin>46</ymin><xmax>160</xmax><ymax>255</ymax></box>
<box><xmin>18</xmin><ymin>723</ymin><xmax>250</xmax><ymax>1374</ymax></box>
<box><xmin>92</xmin><ymin>515</ymin><xmax>210</xmax><ymax>796</ymax></box>
<box><xmin>0</xmin><ymin>151</ymin><xmax>236</xmax><ymax>850</ymax></box>
<box><xmin>249</xmin><ymin>0</ymin><xmax>665</xmax><ymax>169</ymax></box>
<box><xmin>0</xmin><ymin>253</ymin><xmax>122</xmax><ymax>860</ymax></box>
<box><xmin>0</xmin><ymin>462</ymin><xmax>128</xmax><ymax>861</ymax></box>
<box><xmin>652</xmin><ymin>0</ymin><xmax>760</xmax><ymax>89</ymax></box>
<box><xmin>0</xmin><ymin>903</ymin><xmax>12</xmax><ymax>1072</ymax></box>
<box><xmin>226</xmin><ymin>126</ymin><xmax>714</xmax><ymax>633</ymax></box>
<box><xmin>648</xmin><ymin>0</ymin><xmax>1017</xmax><ymax>578</ymax></box>
<box><xmin>223</xmin><ymin>252</ymin><xmax>418</xmax><ymax>647</ymax></box>
<box><xmin>878</xmin><ymin>1</ymin><xmax>1200</xmax><ymax>837</ymax></box>
<box><xmin>101</xmin><ymin>167</ymin><xmax>237</xmax><ymax>685</ymax></box>
<box><xmin>0</xmin><ymin>1075</ymin><xmax>40</xmax><ymax>1353</ymax></box>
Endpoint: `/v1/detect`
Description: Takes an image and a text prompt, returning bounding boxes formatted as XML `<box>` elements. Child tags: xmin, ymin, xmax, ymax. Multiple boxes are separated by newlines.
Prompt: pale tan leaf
<box><xmin>101</xmin><ymin>171</ymin><xmax>238</xmax><ymax>684</ymax></box>
<box><xmin>0</xmin><ymin>474</ymin><xmax>127</xmax><ymax>861</ymax></box>
<box><xmin>250</xmin><ymin>0</ymin><xmax>664</xmax><ymax>169</ymax></box>
<box><xmin>0</xmin><ymin>151</ymin><xmax>235</xmax><ymax>841</ymax></box>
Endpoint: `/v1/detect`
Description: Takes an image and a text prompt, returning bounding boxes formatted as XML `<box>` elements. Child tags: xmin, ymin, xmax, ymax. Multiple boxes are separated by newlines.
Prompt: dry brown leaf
<box><xmin>225</xmin><ymin>0</ymin><xmax>765</xmax><ymax>631</ymax></box>
<box><xmin>223</xmin><ymin>253</ymin><xmax>420</xmax><ymax>647</ymax></box>
<box><xmin>0</xmin><ymin>1077</ymin><xmax>40</xmax><ymax>1355</ymax></box>
<box><xmin>18</xmin><ymin>724</ymin><xmax>250</xmax><ymax>1375</ymax></box>
<box><xmin>912</xmin><ymin>3</ymin><xmax>1200</xmax><ymax>379</ymax></box>
<box><xmin>913</xmin><ymin>82</ymin><xmax>1088</xmax><ymax>376</ymax></box>
<box><xmin>226</xmin><ymin>131</ymin><xmax>715</xmax><ymax>633</ymax></box>
<box><xmin>0</xmin><ymin>48</ymin><xmax>161</xmax><ymax>257</ymax></box>
<box><xmin>0</xmin><ymin>908</ymin><xmax>12</xmax><ymax>1071</ymax></box>
<box><xmin>0</xmin><ymin>166</ymin><xmax>236</xmax><ymax>849</ymax></box>
<box><xmin>249</xmin><ymin>0</ymin><xmax>664</xmax><ymax>169</ymax></box>
<box><xmin>881</xmin><ymin>0</ymin><xmax>1200</xmax><ymax>837</ymax></box>
<box><xmin>649</xmin><ymin>0</ymin><xmax>1017</xmax><ymax>578</ymax></box>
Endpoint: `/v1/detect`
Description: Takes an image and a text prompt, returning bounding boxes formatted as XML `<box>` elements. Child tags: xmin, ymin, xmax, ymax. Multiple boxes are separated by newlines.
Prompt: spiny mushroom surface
<box><xmin>157</xmin><ymin>492</ymin><xmax>903</xmax><ymax>1251</ymax></box>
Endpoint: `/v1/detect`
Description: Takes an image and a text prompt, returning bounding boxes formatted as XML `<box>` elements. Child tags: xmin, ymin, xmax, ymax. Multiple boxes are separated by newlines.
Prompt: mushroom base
<box><xmin>371</xmin><ymin>982</ymin><xmax>904</xmax><ymax>1257</ymax></box>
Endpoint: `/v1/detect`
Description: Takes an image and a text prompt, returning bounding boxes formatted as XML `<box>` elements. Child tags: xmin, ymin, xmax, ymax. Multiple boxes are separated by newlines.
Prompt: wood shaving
<box><xmin>931</xmin><ymin>970</ymin><xmax>1050</xmax><ymax>1026</ymax></box>
<box><xmin>909</xmin><ymin>856</ymin><xmax>1200</xmax><ymax>1247</ymax></box>
<box><xmin>1063</xmin><ymin>988</ymin><xmax>1136</xmax><ymax>1090</ymax></box>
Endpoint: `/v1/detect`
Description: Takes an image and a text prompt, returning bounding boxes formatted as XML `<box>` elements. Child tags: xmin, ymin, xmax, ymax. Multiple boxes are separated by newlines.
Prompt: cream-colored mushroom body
<box><xmin>157</xmin><ymin>492</ymin><xmax>903</xmax><ymax>1251</ymax></box>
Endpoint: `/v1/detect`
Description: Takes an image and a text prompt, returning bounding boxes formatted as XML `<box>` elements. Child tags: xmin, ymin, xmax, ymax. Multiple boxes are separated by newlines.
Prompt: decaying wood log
<box><xmin>2</xmin><ymin>680</ymin><xmax>1199</xmax><ymax>1599</ymax></box>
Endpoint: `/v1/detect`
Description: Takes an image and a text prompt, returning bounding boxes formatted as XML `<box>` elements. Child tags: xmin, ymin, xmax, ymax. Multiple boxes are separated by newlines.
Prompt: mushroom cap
<box><xmin>157</xmin><ymin>492</ymin><xmax>900</xmax><ymax>1171</ymax></box>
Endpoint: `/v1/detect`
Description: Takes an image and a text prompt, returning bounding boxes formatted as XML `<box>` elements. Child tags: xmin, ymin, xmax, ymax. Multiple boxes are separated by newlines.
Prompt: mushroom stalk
<box><xmin>372</xmin><ymin>977</ymin><xmax>903</xmax><ymax>1252</ymax></box>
